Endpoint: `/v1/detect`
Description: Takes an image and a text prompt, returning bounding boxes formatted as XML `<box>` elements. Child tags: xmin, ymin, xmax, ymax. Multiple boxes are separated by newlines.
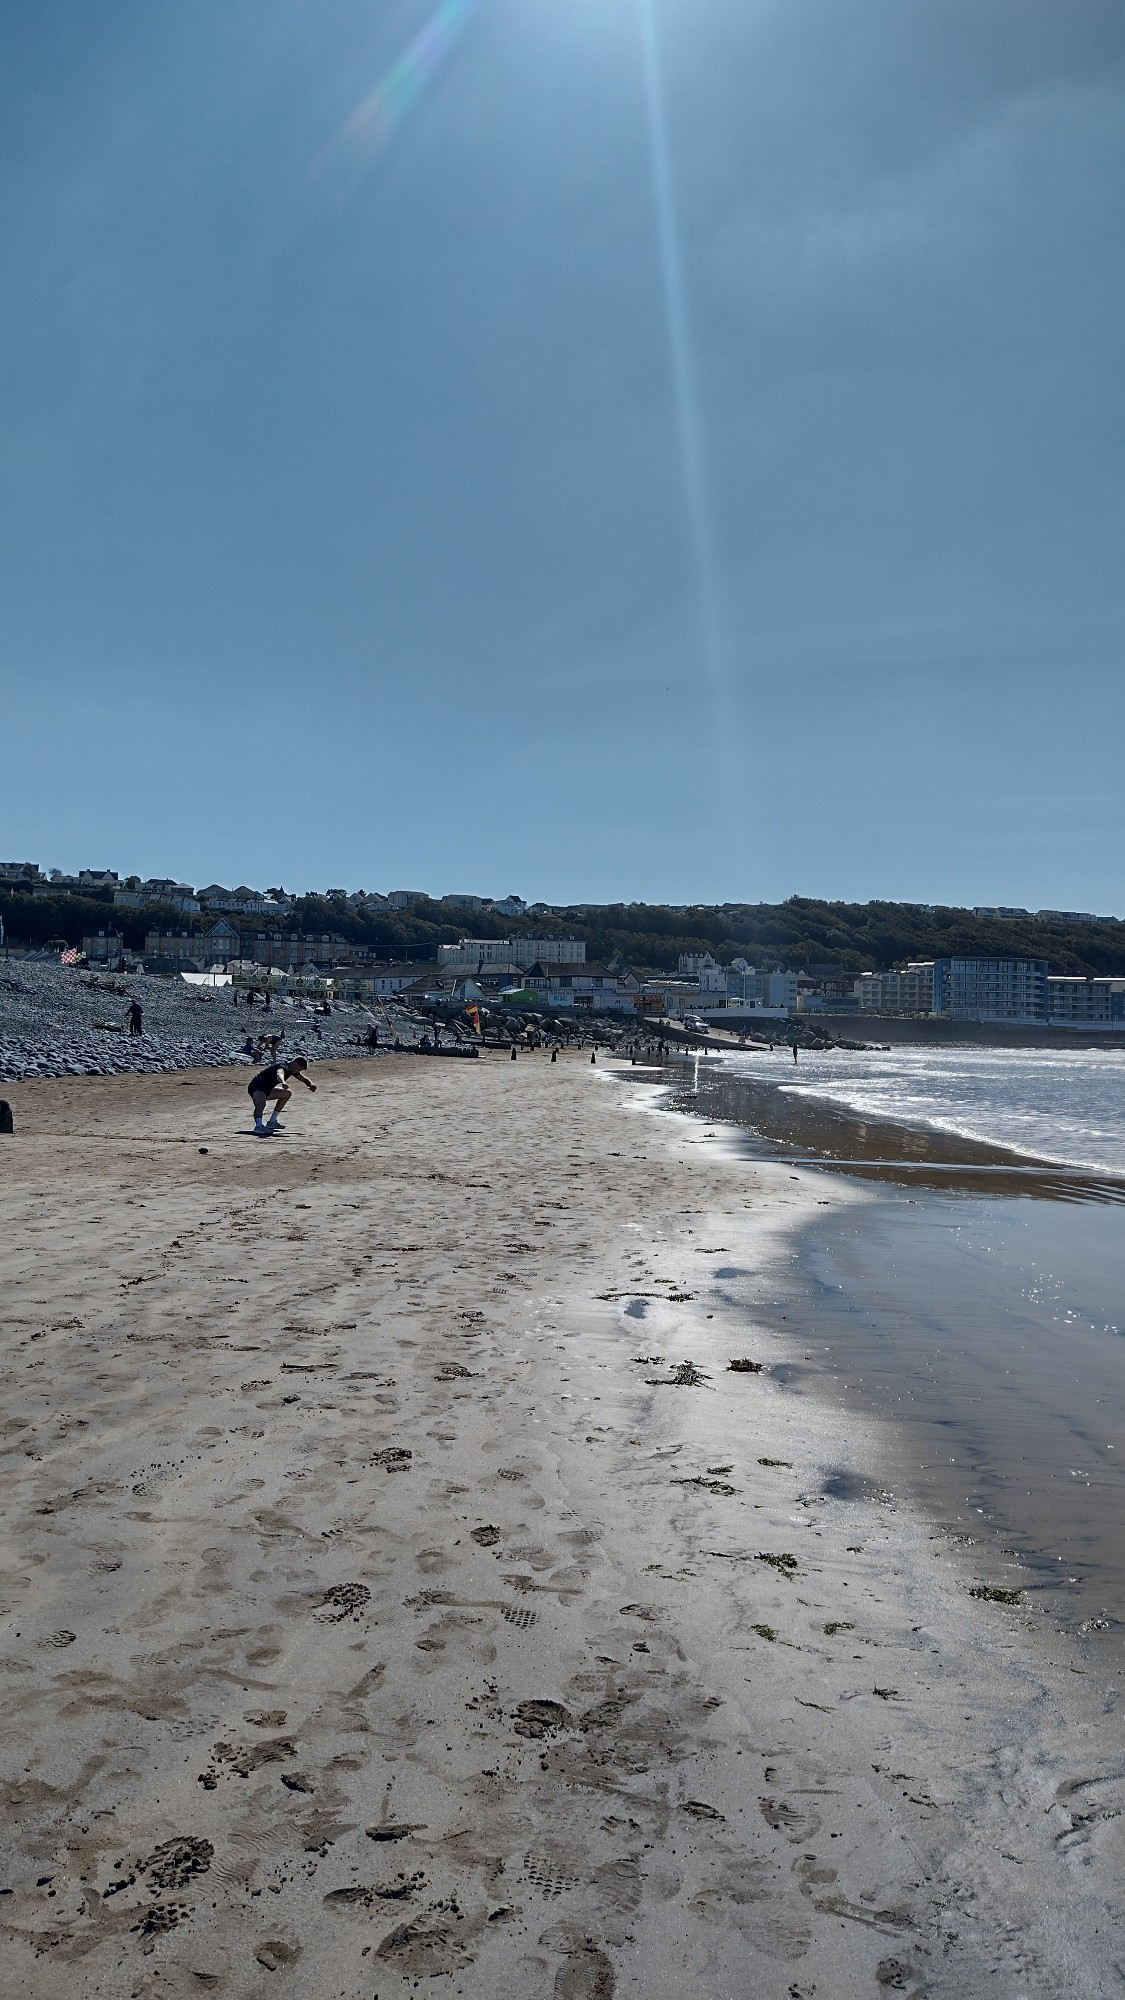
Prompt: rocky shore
<box><xmin>0</xmin><ymin>963</ymin><xmax>382</xmax><ymax>1083</ymax></box>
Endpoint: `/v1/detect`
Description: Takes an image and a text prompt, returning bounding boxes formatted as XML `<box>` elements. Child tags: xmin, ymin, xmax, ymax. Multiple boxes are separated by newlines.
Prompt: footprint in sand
<box><xmin>513</xmin><ymin>1700</ymin><xmax>572</xmax><ymax>1739</ymax></box>
<box><xmin>313</xmin><ymin>1582</ymin><xmax>370</xmax><ymax>1622</ymax></box>
<box><xmin>143</xmin><ymin>1836</ymin><xmax>214</xmax><ymax>1889</ymax></box>
<box><xmin>525</xmin><ymin>1846</ymin><xmax>584</xmax><ymax>1897</ymax></box>
<box><xmin>554</xmin><ymin>1943</ymin><xmax>616</xmax><ymax>1997</ymax></box>
<box><xmin>759</xmin><ymin>1796</ymin><xmax>821</xmax><ymax>1842</ymax></box>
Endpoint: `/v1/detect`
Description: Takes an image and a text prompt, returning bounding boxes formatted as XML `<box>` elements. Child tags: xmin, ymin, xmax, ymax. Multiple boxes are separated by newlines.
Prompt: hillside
<box><xmin>3</xmin><ymin>890</ymin><xmax>1124</xmax><ymax>979</ymax></box>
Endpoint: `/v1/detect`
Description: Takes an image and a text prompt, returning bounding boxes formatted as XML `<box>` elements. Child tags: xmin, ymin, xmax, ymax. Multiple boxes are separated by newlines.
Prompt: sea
<box><xmin>778</xmin><ymin>1042</ymin><xmax>1125</xmax><ymax>1177</ymax></box>
<box><xmin>639</xmin><ymin>1043</ymin><xmax>1125</xmax><ymax>1651</ymax></box>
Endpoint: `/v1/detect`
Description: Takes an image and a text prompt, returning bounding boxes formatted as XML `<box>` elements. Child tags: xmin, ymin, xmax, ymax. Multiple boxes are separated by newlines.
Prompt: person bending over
<box><xmin>248</xmin><ymin>1056</ymin><xmax>316</xmax><ymax>1136</ymax></box>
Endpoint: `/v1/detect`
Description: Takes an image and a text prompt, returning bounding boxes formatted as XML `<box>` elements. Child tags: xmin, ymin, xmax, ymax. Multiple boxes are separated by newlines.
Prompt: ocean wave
<box><xmin>760</xmin><ymin>1046</ymin><xmax>1125</xmax><ymax>1175</ymax></box>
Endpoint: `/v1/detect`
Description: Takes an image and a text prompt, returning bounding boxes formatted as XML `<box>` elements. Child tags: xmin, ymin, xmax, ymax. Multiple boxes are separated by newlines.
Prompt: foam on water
<box><xmin>760</xmin><ymin>1044</ymin><xmax>1125</xmax><ymax>1174</ymax></box>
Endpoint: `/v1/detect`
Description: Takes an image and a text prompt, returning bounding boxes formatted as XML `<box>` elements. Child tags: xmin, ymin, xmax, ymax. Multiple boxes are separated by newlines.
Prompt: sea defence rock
<box><xmin>0</xmin><ymin>963</ymin><xmax>409</xmax><ymax>1083</ymax></box>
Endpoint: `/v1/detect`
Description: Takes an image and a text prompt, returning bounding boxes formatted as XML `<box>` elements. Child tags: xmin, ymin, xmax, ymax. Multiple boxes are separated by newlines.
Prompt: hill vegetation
<box><xmin>3</xmin><ymin>889</ymin><xmax>1124</xmax><ymax>979</ymax></box>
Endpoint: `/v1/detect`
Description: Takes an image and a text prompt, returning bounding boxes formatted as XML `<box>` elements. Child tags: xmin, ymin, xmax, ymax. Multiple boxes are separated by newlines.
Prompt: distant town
<box><xmin>2</xmin><ymin>863</ymin><xmax>1123</xmax><ymax>1029</ymax></box>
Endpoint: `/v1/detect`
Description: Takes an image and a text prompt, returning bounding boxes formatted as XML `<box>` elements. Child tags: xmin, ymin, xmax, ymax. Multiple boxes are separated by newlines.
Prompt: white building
<box><xmin>525</xmin><ymin>963</ymin><xmax>639</xmax><ymax>1012</ymax></box>
<box><xmin>857</xmin><ymin>962</ymin><xmax>935</xmax><ymax>1015</ymax></box>
<box><xmin>1047</xmin><ymin>977</ymin><xmax>1125</xmax><ymax>1026</ymax></box>
<box><xmin>438</xmin><ymin>938</ymin><xmax>586</xmax><ymax>970</ymax></box>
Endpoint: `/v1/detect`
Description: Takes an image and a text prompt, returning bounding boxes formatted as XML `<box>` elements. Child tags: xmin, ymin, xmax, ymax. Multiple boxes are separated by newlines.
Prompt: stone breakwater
<box><xmin>0</xmin><ymin>963</ymin><xmax>386</xmax><ymax>1083</ymax></box>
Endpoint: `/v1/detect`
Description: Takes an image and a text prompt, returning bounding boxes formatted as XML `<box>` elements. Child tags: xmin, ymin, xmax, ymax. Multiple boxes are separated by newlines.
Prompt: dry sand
<box><xmin>0</xmin><ymin>1053</ymin><xmax>1121</xmax><ymax>1998</ymax></box>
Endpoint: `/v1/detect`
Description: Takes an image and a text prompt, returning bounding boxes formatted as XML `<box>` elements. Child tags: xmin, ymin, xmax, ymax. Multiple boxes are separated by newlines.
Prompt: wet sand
<box><xmin>641</xmin><ymin>1057</ymin><xmax>1125</xmax><ymax>1643</ymax></box>
<box><xmin>0</xmin><ymin>1054</ymin><xmax>1122</xmax><ymax>1997</ymax></box>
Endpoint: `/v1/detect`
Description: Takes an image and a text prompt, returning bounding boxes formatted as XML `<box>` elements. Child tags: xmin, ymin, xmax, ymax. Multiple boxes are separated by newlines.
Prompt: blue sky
<box><xmin>1</xmin><ymin>0</ymin><xmax>1123</xmax><ymax>908</ymax></box>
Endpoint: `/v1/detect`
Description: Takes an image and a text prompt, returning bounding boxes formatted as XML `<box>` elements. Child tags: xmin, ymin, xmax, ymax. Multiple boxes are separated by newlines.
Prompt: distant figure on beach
<box><xmin>590</xmin><ymin>1049</ymin><xmax>596</xmax><ymax>1064</ymax></box>
<box><xmin>127</xmin><ymin>1000</ymin><xmax>143</xmax><ymax>1036</ymax></box>
<box><xmin>511</xmin><ymin>1045</ymin><xmax>517</xmax><ymax>1060</ymax></box>
<box><xmin>247</xmin><ymin>1056</ymin><xmax>316</xmax><ymax>1136</ymax></box>
<box><xmin>551</xmin><ymin>1048</ymin><xmax>557</xmax><ymax>1062</ymax></box>
<box><xmin>792</xmin><ymin>1042</ymin><xmax>799</xmax><ymax>1063</ymax></box>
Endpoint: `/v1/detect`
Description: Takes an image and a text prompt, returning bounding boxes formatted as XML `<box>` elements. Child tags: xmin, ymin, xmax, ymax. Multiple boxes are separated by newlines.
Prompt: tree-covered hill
<box><xmin>3</xmin><ymin>888</ymin><xmax>1123</xmax><ymax>978</ymax></box>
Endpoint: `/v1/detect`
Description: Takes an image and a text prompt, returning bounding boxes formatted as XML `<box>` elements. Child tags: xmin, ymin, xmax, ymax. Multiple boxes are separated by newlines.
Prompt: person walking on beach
<box><xmin>247</xmin><ymin>1056</ymin><xmax>316</xmax><ymax>1136</ymax></box>
<box><xmin>792</xmin><ymin>1041</ymin><xmax>799</xmax><ymax>1063</ymax></box>
<box><xmin>127</xmin><ymin>1000</ymin><xmax>143</xmax><ymax>1036</ymax></box>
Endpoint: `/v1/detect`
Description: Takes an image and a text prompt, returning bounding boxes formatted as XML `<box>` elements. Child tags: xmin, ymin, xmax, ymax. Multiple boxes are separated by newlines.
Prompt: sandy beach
<box><xmin>1</xmin><ymin>1052</ymin><xmax>1122</xmax><ymax>1998</ymax></box>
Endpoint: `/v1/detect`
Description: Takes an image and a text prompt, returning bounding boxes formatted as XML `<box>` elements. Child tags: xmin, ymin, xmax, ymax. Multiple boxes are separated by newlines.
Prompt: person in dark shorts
<box><xmin>127</xmin><ymin>1001</ymin><xmax>143</xmax><ymax>1035</ymax></box>
<box><xmin>247</xmin><ymin>1056</ymin><xmax>316</xmax><ymax>1135</ymax></box>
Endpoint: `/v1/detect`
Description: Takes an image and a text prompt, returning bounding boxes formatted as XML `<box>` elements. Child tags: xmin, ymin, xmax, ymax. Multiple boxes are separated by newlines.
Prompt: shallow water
<box><xmin>637</xmin><ymin>1051</ymin><xmax>1125</xmax><ymax>1648</ymax></box>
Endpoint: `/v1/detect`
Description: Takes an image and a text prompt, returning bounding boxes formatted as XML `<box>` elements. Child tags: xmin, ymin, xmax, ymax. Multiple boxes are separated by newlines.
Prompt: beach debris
<box><xmin>873</xmin><ymin>1686</ymin><xmax>902</xmax><ymax>1701</ymax></box>
<box><xmin>512</xmin><ymin>1699</ymin><xmax>571</xmax><ymax>1738</ymax></box>
<box><xmin>728</xmin><ymin>1358</ymin><xmax>763</xmax><ymax>1373</ymax></box>
<box><xmin>646</xmin><ymin>1361</ymin><xmax>708</xmax><ymax>1387</ymax></box>
<box><xmin>751</xmin><ymin>1623</ymin><xmax>777</xmax><ymax>1641</ymax></box>
<box><xmin>366</xmin><ymin>1822</ymin><xmax>426</xmax><ymax>1843</ymax></box>
<box><xmin>682</xmin><ymin>1799</ymin><xmax>725</xmax><ymax>1821</ymax></box>
<box><xmin>756</xmin><ymin>1552</ymin><xmax>798</xmax><ymax>1576</ymax></box>
<box><xmin>471</xmin><ymin>1524</ymin><xmax>501</xmax><ymax>1546</ymax></box>
<box><xmin>823</xmin><ymin>1621</ymin><xmax>854</xmax><ymax>1636</ymax></box>
<box><xmin>631</xmin><ymin>1355</ymin><xmax>665</xmax><ymax>1366</ymax></box>
<box><xmin>969</xmin><ymin>1585</ymin><xmax>1023</xmax><ymax>1604</ymax></box>
<box><xmin>758</xmin><ymin>1457</ymin><xmax>791</xmax><ymax>1468</ymax></box>
<box><xmin>370</xmin><ymin>1448</ymin><xmax>412</xmax><ymax>1472</ymax></box>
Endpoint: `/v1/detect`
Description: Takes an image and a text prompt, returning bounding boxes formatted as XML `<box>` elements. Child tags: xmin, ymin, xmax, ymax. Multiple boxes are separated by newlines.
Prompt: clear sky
<box><xmin>2</xmin><ymin>0</ymin><xmax>1123</xmax><ymax>909</ymax></box>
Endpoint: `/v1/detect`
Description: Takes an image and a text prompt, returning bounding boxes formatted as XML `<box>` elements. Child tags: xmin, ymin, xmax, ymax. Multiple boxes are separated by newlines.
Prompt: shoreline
<box><xmin>1</xmin><ymin>1055</ymin><xmax>1121</xmax><ymax>1995</ymax></box>
<box><xmin>609</xmin><ymin>1057</ymin><xmax>1125</xmax><ymax>1648</ymax></box>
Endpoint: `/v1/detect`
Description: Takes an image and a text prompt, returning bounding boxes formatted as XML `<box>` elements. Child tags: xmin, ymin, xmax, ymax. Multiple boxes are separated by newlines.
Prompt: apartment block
<box><xmin>438</xmin><ymin>938</ymin><xmax>586</xmax><ymax>970</ymax></box>
<box><xmin>857</xmin><ymin>962</ymin><xmax>935</xmax><ymax>1014</ymax></box>
<box><xmin>1047</xmin><ymin>977</ymin><xmax>1125</xmax><ymax>1025</ymax></box>
<box><xmin>931</xmin><ymin>957</ymin><xmax>1048</xmax><ymax>1021</ymax></box>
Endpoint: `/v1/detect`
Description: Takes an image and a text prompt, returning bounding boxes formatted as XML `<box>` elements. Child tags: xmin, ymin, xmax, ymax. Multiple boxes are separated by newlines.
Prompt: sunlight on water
<box><xmin>763</xmin><ymin>1044</ymin><xmax>1125</xmax><ymax>1174</ymax></box>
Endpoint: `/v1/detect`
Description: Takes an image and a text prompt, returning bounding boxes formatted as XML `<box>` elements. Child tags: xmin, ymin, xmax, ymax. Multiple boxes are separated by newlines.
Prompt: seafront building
<box><xmin>437</xmin><ymin>938</ymin><xmax>585</xmax><ymax>970</ymax></box>
<box><xmin>524</xmin><ymin>962</ymin><xmax>640</xmax><ymax>1012</ymax></box>
<box><xmin>1046</xmin><ymin>976</ymin><xmax>1125</xmax><ymax>1024</ymax></box>
<box><xmin>931</xmin><ymin>956</ymin><xmax>1049</xmax><ymax>1022</ymax></box>
<box><xmin>856</xmin><ymin>957</ymin><xmax>1125</xmax><ymax>1029</ymax></box>
<box><xmin>857</xmin><ymin>962</ymin><xmax>936</xmax><ymax>1015</ymax></box>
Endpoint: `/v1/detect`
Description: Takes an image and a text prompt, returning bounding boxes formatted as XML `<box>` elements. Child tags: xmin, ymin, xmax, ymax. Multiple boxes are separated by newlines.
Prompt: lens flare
<box><xmin>636</xmin><ymin>0</ymin><xmax>738</xmax><ymax>803</ymax></box>
<box><xmin>329</xmin><ymin>0</ymin><xmax>481</xmax><ymax>176</ymax></box>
